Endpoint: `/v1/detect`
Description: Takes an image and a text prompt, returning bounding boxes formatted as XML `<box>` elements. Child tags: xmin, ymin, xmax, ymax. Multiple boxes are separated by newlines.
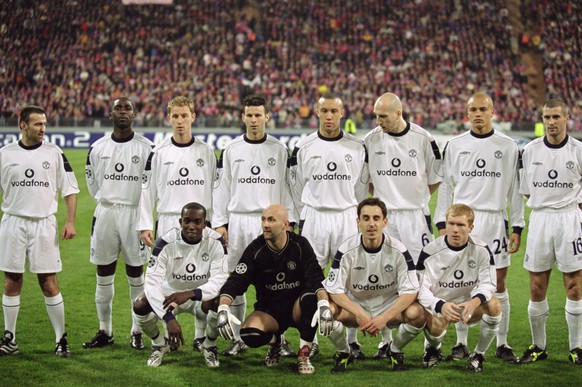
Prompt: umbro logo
<box><xmin>164</xmin><ymin>161</ymin><xmax>174</xmax><ymax>165</ymax></box>
<box><xmin>310</xmin><ymin>155</ymin><xmax>321</xmax><ymax>159</ymax></box>
<box><xmin>460</xmin><ymin>151</ymin><xmax>470</xmax><ymax>155</ymax></box>
<box><xmin>353</xmin><ymin>266</ymin><xmax>365</xmax><ymax>270</ymax></box>
<box><xmin>440</xmin><ymin>266</ymin><xmax>449</xmax><ymax>271</ymax></box>
<box><xmin>234</xmin><ymin>159</ymin><xmax>244</xmax><ymax>163</ymax></box>
<box><xmin>101</xmin><ymin>156</ymin><xmax>111</xmax><ymax>160</ymax></box>
<box><xmin>375</xmin><ymin>151</ymin><xmax>386</xmax><ymax>155</ymax></box>
<box><xmin>533</xmin><ymin>162</ymin><xmax>543</xmax><ymax>165</ymax></box>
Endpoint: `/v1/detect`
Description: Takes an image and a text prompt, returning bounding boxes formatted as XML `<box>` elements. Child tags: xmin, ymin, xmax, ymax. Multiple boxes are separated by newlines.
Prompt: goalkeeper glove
<box><xmin>217</xmin><ymin>304</ymin><xmax>241</xmax><ymax>341</ymax></box>
<box><xmin>310</xmin><ymin>300</ymin><xmax>334</xmax><ymax>336</ymax></box>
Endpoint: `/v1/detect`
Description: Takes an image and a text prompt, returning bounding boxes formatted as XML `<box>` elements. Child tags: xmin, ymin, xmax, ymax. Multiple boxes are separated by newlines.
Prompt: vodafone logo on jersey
<box><xmin>265</xmin><ymin>271</ymin><xmax>300</xmax><ymax>291</ymax></box>
<box><xmin>531</xmin><ymin>168</ymin><xmax>574</xmax><ymax>189</ymax></box>
<box><xmin>104</xmin><ymin>162</ymin><xmax>139</xmax><ymax>182</ymax></box>
<box><xmin>237</xmin><ymin>165</ymin><xmax>276</xmax><ymax>185</ymax></box>
<box><xmin>167</xmin><ymin>166</ymin><xmax>205</xmax><ymax>186</ymax></box>
<box><xmin>375</xmin><ymin>157</ymin><xmax>417</xmax><ymax>177</ymax></box>
<box><xmin>311</xmin><ymin>161</ymin><xmax>351</xmax><ymax>181</ymax></box>
<box><xmin>459</xmin><ymin>158</ymin><xmax>501</xmax><ymax>178</ymax></box>
<box><xmin>11</xmin><ymin>168</ymin><xmax>49</xmax><ymax>188</ymax></box>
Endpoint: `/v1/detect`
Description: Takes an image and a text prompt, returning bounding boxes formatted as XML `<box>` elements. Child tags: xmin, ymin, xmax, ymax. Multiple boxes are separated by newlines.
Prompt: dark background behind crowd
<box><xmin>0</xmin><ymin>0</ymin><xmax>579</xmax><ymax>131</ymax></box>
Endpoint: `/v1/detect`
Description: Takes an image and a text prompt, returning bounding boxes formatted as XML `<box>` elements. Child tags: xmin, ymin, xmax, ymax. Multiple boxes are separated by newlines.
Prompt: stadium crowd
<box><xmin>0</xmin><ymin>0</ymin><xmax>578</xmax><ymax>129</ymax></box>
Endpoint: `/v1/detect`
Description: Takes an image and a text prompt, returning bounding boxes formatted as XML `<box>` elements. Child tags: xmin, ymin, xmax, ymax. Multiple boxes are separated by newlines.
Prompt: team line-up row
<box><xmin>0</xmin><ymin>92</ymin><xmax>580</xmax><ymax>374</ymax></box>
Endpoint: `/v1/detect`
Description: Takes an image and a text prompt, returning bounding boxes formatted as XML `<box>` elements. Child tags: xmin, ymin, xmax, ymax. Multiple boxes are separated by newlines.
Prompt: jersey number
<box><xmin>421</xmin><ymin>233</ymin><xmax>430</xmax><ymax>247</ymax></box>
<box><xmin>572</xmin><ymin>238</ymin><xmax>582</xmax><ymax>256</ymax></box>
<box><xmin>492</xmin><ymin>238</ymin><xmax>508</xmax><ymax>254</ymax></box>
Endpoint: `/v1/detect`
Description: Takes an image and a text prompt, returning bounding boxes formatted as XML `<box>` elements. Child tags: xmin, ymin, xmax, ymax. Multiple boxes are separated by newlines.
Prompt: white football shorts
<box><xmin>385</xmin><ymin>208</ymin><xmax>433</xmax><ymax>265</ymax></box>
<box><xmin>300</xmin><ymin>206</ymin><xmax>358</xmax><ymax>270</ymax></box>
<box><xmin>524</xmin><ymin>206</ymin><xmax>582</xmax><ymax>273</ymax></box>
<box><xmin>225</xmin><ymin>212</ymin><xmax>263</xmax><ymax>273</ymax></box>
<box><xmin>472</xmin><ymin>210</ymin><xmax>510</xmax><ymax>269</ymax></box>
<box><xmin>90</xmin><ymin>203</ymin><xmax>148</xmax><ymax>266</ymax></box>
<box><xmin>0</xmin><ymin>214</ymin><xmax>61</xmax><ymax>273</ymax></box>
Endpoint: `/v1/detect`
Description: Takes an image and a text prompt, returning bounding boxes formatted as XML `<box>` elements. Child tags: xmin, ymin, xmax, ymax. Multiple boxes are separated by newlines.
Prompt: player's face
<box><xmin>20</xmin><ymin>113</ymin><xmax>47</xmax><ymax>145</ymax></box>
<box><xmin>261</xmin><ymin>207</ymin><xmax>288</xmax><ymax>244</ymax></box>
<box><xmin>179</xmin><ymin>208</ymin><xmax>206</xmax><ymax>244</ymax></box>
<box><xmin>358</xmin><ymin>205</ymin><xmax>387</xmax><ymax>247</ymax></box>
<box><xmin>542</xmin><ymin>106</ymin><xmax>569</xmax><ymax>142</ymax></box>
<box><xmin>316</xmin><ymin>98</ymin><xmax>344</xmax><ymax>138</ymax></box>
<box><xmin>445</xmin><ymin>214</ymin><xmax>473</xmax><ymax>247</ymax></box>
<box><xmin>467</xmin><ymin>96</ymin><xmax>494</xmax><ymax>133</ymax></box>
<box><xmin>110</xmin><ymin>98</ymin><xmax>135</xmax><ymax>130</ymax></box>
<box><xmin>242</xmin><ymin>105</ymin><xmax>269</xmax><ymax>140</ymax></box>
<box><xmin>168</xmin><ymin>105</ymin><xmax>195</xmax><ymax>136</ymax></box>
<box><xmin>373</xmin><ymin>103</ymin><xmax>399</xmax><ymax>133</ymax></box>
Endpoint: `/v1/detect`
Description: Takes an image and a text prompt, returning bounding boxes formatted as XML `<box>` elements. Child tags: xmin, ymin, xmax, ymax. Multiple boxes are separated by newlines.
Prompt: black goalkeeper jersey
<box><xmin>220</xmin><ymin>231</ymin><xmax>325</xmax><ymax>307</ymax></box>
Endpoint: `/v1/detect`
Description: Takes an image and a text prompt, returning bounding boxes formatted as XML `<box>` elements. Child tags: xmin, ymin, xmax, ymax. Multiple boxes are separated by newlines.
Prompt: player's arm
<box><xmin>507</xmin><ymin>147</ymin><xmax>525</xmax><ymax>253</ymax></box>
<box><xmin>362</xmin><ymin>292</ymin><xmax>418</xmax><ymax>335</ymax></box>
<box><xmin>137</xmin><ymin>152</ymin><xmax>156</xmax><ymax>247</ymax></box>
<box><xmin>62</xmin><ymin>193</ymin><xmax>77</xmax><ymax>240</ymax></box>
<box><xmin>328</xmin><ymin>292</ymin><xmax>371</xmax><ymax>327</ymax></box>
<box><xmin>434</xmin><ymin>142</ymin><xmax>452</xmax><ymax>235</ymax></box>
<box><xmin>85</xmin><ymin>147</ymin><xmax>99</xmax><ymax>201</ymax></box>
<box><xmin>212</xmin><ymin>149</ymin><xmax>231</xmax><ymax>243</ymax></box>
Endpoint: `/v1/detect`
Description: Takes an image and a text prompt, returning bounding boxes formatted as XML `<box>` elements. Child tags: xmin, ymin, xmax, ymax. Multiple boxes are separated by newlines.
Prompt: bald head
<box><xmin>467</xmin><ymin>92</ymin><xmax>493</xmax><ymax>109</ymax></box>
<box><xmin>374</xmin><ymin>93</ymin><xmax>402</xmax><ymax>111</ymax></box>
<box><xmin>466</xmin><ymin>91</ymin><xmax>495</xmax><ymax>134</ymax></box>
<box><xmin>261</xmin><ymin>204</ymin><xmax>289</xmax><ymax>248</ymax></box>
<box><xmin>262</xmin><ymin>204</ymin><xmax>289</xmax><ymax>222</ymax></box>
<box><xmin>373</xmin><ymin>92</ymin><xmax>406</xmax><ymax>133</ymax></box>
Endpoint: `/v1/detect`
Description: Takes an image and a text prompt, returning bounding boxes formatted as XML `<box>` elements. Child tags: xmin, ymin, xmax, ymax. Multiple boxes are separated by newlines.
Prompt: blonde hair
<box><xmin>167</xmin><ymin>96</ymin><xmax>195</xmax><ymax>115</ymax></box>
<box><xmin>446</xmin><ymin>204</ymin><xmax>475</xmax><ymax>226</ymax></box>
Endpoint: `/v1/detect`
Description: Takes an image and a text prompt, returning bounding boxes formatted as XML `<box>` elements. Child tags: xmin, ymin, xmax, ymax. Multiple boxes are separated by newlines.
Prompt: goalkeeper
<box><xmin>322</xmin><ymin>198</ymin><xmax>425</xmax><ymax>373</ymax></box>
<box><xmin>217</xmin><ymin>204</ymin><xmax>332</xmax><ymax>374</ymax></box>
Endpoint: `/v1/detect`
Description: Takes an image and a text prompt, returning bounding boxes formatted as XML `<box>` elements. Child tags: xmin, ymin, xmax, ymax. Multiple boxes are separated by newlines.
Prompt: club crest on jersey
<box><xmin>384</xmin><ymin>264</ymin><xmax>393</xmax><ymax>273</ymax></box>
<box><xmin>408</xmin><ymin>149</ymin><xmax>417</xmax><ymax>158</ymax></box>
<box><xmin>268</xmin><ymin>158</ymin><xmax>276</xmax><ymax>166</ymax></box>
<box><xmin>196</xmin><ymin>159</ymin><xmax>205</xmax><ymax>167</ymax></box>
<box><xmin>235</xmin><ymin>263</ymin><xmax>247</xmax><ymax>274</ymax></box>
<box><xmin>287</xmin><ymin>261</ymin><xmax>296</xmax><ymax>270</ymax></box>
<box><xmin>42</xmin><ymin>161</ymin><xmax>50</xmax><ymax>169</ymax></box>
<box><xmin>132</xmin><ymin>155</ymin><xmax>140</xmax><ymax>164</ymax></box>
<box><xmin>494</xmin><ymin>150</ymin><xmax>503</xmax><ymax>159</ymax></box>
<box><xmin>566</xmin><ymin>161</ymin><xmax>574</xmax><ymax>170</ymax></box>
<box><xmin>202</xmin><ymin>253</ymin><xmax>209</xmax><ymax>262</ymax></box>
<box><xmin>468</xmin><ymin>260</ymin><xmax>476</xmax><ymax>268</ymax></box>
<box><xmin>345</xmin><ymin>154</ymin><xmax>352</xmax><ymax>163</ymax></box>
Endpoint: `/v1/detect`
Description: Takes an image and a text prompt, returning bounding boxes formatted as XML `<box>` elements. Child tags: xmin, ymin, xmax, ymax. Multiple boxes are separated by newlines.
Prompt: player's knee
<box><xmin>483</xmin><ymin>297</ymin><xmax>501</xmax><ymax>317</ymax></box>
<box><xmin>404</xmin><ymin>302</ymin><xmax>426</xmax><ymax>328</ymax></box>
<box><xmin>133</xmin><ymin>292</ymin><xmax>151</xmax><ymax>316</ymax></box>
<box><xmin>240</xmin><ymin>327</ymin><xmax>272</xmax><ymax>348</ymax></box>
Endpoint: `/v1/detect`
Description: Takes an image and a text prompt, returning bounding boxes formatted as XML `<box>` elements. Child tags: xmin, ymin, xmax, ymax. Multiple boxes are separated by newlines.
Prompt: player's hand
<box><xmin>356</xmin><ymin>312</ymin><xmax>372</xmax><ymax>334</ymax></box>
<box><xmin>61</xmin><ymin>222</ymin><xmax>76</xmax><ymax>240</ymax></box>
<box><xmin>163</xmin><ymin>291</ymin><xmax>193</xmax><ymax>311</ymax></box>
<box><xmin>215</xmin><ymin>227</ymin><xmax>228</xmax><ymax>245</ymax></box>
<box><xmin>361</xmin><ymin>314</ymin><xmax>389</xmax><ymax>336</ymax></box>
<box><xmin>508</xmin><ymin>233</ymin><xmax>521</xmax><ymax>253</ymax></box>
<box><xmin>442</xmin><ymin>302</ymin><xmax>464</xmax><ymax>323</ymax></box>
<box><xmin>217</xmin><ymin>304</ymin><xmax>241</xmax><ymax>341</ymax></box>
<box><xmin>166</xmin><ymin>319</ymin><xmax>185</xmax><ymax>350</ymax></box>
<box><xmin>141</xmin><ymin>230</ymin><xmax>154</xmax><ymax>248</ymax></box>
<box><xmin>310</xmin><ymin>300</ymin><xmax>334</xmax><ymax>336</ymax></box>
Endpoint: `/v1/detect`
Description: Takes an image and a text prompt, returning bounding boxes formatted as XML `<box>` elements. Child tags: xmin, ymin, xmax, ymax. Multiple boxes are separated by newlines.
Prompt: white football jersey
<box><xmin>212</xmin><ymin>134</ymin><xmax>296</xmax><ymax>226</ymax></box>
<box><xmin>0</xmin><ymin>140</ymin><xmax>79</xmax><ymax>218</ymax></box>
<box><xmin>519</xmin><ymin>136</ymin><xmax>582</xmax><ymax>210</ymax></box>
<box><xmin>144</xmin><ymin>227</ymin><xmax>227</xmax><ymax>319</ymax></box>
<box><xmin>417</xmin><ymin>235</ymin><xmax>496</xmax><ymax>315</ymax></box>
<box><xmin>288</xmin><ymin>131</ymin><xmax>369</xmax><ymax>215</ymax></box>
<box><xmin>324</xmin><ymin>233</ymin><xmax>418</xmax><ymax>313</ymax></box>
<box><xmin>137</xmin><ymin>136</ymin><xmax>216</xmax><ymax>231</ymax></box>
<box><xmin>364</xmin><ymin>122</ymin><xmax>441</xmax><ymax>210</ymax></box>
<box><xmin>85</xmin><ymin>132</ymin><xmax>153</xmax><ymax>205</ymax></box>
<box><xmin>435</xmin><ymin>130</ymin><xmax>524</xmax><ymax>230</ymax></box>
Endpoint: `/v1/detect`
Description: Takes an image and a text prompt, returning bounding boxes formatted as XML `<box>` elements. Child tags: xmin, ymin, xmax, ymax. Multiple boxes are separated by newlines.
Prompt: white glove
<box><xmin>310</xmin><ymin>300</ymin><xmax>334</xmax><ymax>336</ymax></box>
<box><xmin>217</xmin><ymin>304</ymin><xmax>241</xmax><ymax>341</ymax></box>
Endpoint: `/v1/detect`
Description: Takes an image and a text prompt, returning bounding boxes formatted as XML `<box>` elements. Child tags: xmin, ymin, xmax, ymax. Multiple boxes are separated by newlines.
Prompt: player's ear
<box><xmin>265</xmin><ymin>113</ymin><xmax>270</xmax><ymax>122</ymax></box>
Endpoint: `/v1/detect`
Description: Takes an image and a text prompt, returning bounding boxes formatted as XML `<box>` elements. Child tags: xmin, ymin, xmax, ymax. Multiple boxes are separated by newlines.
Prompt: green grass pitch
<box><xmin>0</xmin><ymin>149</ymin><xmax>579</xmax><ymax>387</ymax></box>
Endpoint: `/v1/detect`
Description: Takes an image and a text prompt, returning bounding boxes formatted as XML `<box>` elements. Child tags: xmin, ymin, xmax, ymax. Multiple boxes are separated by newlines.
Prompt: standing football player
<box><xmin>517</xmin><ymin>98</ymin><xmax>582</xmax><ymax>365</ymax></box>
<box><xmin>212</xmin><ymin>94</ymin><xmax>296</xmax><ymax>356</ymax></box>
<box><xmin>137</xmin><ymin>96</ymin><xmax>216</xmax><ymax>351</ymax></box>
<box><xmin>83</xmin><ymin>97</ymin><xmax>154</xmax><ymax>350</ymax></box>
<box><xmin>288</xmin><ymin>92</ymin><xmax>369</xmax><ymax>358</ymax></box>
<box><xmin>435</xmin><ymin>91</ymin><xmax>524</xmax><ymax>362</ymax></box>
<box><xmin>0</xmin><ymin>106</ymin><xmax>78</xmax><ymax>357</ymax></box>
<box><xmin>363</xmin><ymin>92</ymin><xmax>441</xmax><ymax>358</ymax></box>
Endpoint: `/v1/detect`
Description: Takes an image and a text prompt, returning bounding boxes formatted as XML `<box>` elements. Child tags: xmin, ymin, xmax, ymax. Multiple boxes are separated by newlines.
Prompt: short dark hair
<box><xmin>243</xmin><ymin>94</ymin><xmax>268</xmax><ymax>113</ymax></box>
<box><xmin>181</xmin><ymin>202</ymin><xmax>206</xmax><ymax>219</ymax></box>
<box><xmin>543</xmin><ymin>98</ymin><xmax>568</xmax><ymax>116</ymax></box>
<box><xmin>19</xmin><ymin>105</ymin><xmax>45</xmax><ymax>126</ymax></box>
<box><xmin>357</xmin><ymin>197</ymin><xmax>388</xmax><ymax>218</ymax></box>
